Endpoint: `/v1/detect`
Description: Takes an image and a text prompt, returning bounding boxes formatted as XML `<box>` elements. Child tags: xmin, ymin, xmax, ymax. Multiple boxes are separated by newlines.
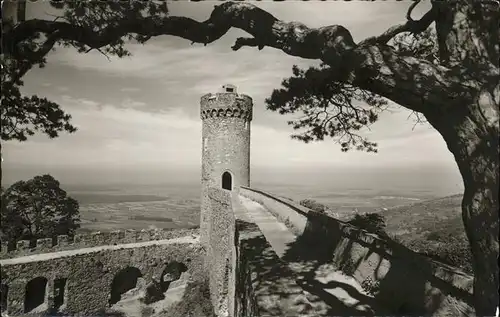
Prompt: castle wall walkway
<box><xmin>239</xmin><ymin>196</ymin><xmax>295</xmax><ymax>258</ymax></box>
<box><xmin>238</xmin><ymin>194</ymin><xmax>378</xmax><ymax>316</ymax></box>
<box><xmin>239</xmin><ymin>186</ymin><xmax>476</xmax><ymax>317</ymax></box>
<box><xmin>231</xmin><ymin>193</ymin><xmax>318</xmax><ymax>317</ymax></box>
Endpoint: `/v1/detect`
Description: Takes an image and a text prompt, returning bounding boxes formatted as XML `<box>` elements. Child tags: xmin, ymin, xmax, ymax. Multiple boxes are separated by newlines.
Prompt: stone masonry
<box><xmin>0</xmin><ymin>233</ymin><xmax>203</xmax><ymax>316</ymax></box>
<box><xmin>199</xmin><ymin>84</ymin><xmax>253</xmax><ymax>247</ymax></box>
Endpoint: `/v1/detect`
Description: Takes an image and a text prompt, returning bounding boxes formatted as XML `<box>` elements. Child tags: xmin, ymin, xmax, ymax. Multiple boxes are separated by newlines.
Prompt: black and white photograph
<box><xmin>1</xmin><ymin>0</ymin><xmax>498</xmax><ymax>316</ymax></box>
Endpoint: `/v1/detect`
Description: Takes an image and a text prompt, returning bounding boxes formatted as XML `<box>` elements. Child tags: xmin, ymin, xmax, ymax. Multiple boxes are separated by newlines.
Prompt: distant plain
<box><xmin>69</xmin><ymin>166</ymin><xmax>464</xmax><ymax>235</ymax></box>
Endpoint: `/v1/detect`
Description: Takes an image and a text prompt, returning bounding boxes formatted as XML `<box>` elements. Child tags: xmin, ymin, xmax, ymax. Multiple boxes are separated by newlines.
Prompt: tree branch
<box><xmin>12</xmin><ymin>31</ymin><xmax>61</xmax><ymax>82</ymax></box>
<box><xmin>2</xmin><ymin>1</ymin><xmax>468</xmax><ymax>115</ymax></box>
<box><xmin>3</xmin><ymin>2</ymin><xmax>356</xmax><ymax>65</ymax></box>
<box><xmin>360</xmin><ymin>1</ymin><xmax>437</xmax><ymax>45</ymax></box>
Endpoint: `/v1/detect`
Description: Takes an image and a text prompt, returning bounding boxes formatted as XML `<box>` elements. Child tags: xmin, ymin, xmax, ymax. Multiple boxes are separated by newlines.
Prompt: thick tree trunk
<box><xmin>427</xmin><ymin>89</ymin><xmax>499</xmax><ymax>316</ymax></box>
<box><xmin>430</xmin><ymin>2</ymin><xmax>499</xmax><ymax>313</ymax></box>
<box><xmin>462</xmin><ymin>157</ymin><xmax>499</xmax><ymax>316</ymax></box>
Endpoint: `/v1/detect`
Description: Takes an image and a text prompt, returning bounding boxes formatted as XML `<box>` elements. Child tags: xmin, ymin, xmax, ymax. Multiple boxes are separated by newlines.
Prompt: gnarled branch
<box><xmin>360</xmin><ymin>0</ymin><xmax>437</xmax><ymax>45</ymax></box>
<box><xmin>3</xmin><ymin>2</ymin><xmax>357</xmax><ymax>65</ymax></box>
<box><xmin>2</xmin><ymin>1</ymin><xmax>469</xmax><ymax>115</ymax></box>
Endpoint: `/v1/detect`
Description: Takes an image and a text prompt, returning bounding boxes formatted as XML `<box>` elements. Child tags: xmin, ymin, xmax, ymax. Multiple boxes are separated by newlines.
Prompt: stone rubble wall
<box><xmin>206</xmin><ymin>187</ymin><xmax>235</xmax><ymax>317</ymax></box>
<box><xmin>0</xmin><ymin>232</ymin><xmax>203</xmax><ymax>316</ymax></box>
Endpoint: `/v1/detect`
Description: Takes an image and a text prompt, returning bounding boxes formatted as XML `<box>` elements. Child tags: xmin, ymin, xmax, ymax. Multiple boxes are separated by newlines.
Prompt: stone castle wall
<box><xmin>239</xmin><ymin>186</ymin><xmax>476</xmax><ymax>317</ymax></box>
<box><xmin>0</xmin><ymin>228</ymin><xmax>198</xmax><ymax>259</ymax></box>
<box><xmin>199</xmin><ymin>86</ymin><xmax>253</xmax><ymax>246</ymax></box>
<box><xmin>0</xmin><ymin>233</ymin><xmax>203</xmax><ymax>316</ymax></box>
<box><xmin>206</xmin><ymin>187</ymin><xmax>236</xmax><ymax>317</ymax></box>
<box><xmin>206</xmin><ymin>187</ymin><xmax>324</xmax><ymax>317</ymax></box>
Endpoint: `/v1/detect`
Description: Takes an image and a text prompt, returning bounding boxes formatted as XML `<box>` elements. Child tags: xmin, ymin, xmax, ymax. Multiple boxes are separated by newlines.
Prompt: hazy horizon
<box><xmin>7</xmin><ymin>162</ymin><xmax>462</xmax><ymax>233</ymax></box>
<box><xmin>3</xmin><ymin>162</ymin><xmax>464</xmax><ymax>199</ymax></box>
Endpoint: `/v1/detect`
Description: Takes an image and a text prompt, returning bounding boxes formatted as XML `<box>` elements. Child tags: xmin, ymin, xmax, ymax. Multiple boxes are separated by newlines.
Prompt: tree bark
<box><xmin>430</xmin><ymin>2</ymin><xmax>499</xmax><ymax>314</ymax></box>
<box><xmin>426</xmin><ymin>85</ymin><xmax>499</xmax><ymax>316</ymax></box>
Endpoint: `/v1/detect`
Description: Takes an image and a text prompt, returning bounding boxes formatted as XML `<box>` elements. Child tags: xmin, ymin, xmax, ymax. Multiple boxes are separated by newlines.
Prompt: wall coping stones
<box><xmin>239</xmin><ymin>186</ymin><xmax>474</xmax><ymax>291</ymax></box>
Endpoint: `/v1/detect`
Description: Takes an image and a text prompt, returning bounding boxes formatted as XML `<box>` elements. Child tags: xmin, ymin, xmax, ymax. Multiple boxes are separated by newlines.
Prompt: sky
<box><xmin>2</xmin><ymin>1</ymin><xmax>463</xmax><ymax>189</ymax></box>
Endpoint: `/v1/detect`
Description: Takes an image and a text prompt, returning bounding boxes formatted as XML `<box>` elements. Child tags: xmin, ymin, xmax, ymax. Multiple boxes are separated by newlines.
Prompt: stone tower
<box><xmin>199</xmin><ymin>84</ymin><xmax>253</xmax><ymax>246</ymax></box>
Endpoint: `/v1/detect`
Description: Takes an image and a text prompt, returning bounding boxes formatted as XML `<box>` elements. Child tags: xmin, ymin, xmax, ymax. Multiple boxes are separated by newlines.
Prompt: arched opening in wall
<box><xmin>24</xmin><ymin>277</ymin><xmax>47</xmax><ymax>313</ymax></box>
<box><xmin>160</xmin><ymin>262</ymin><xmax>188</xmax><ymax>292</ymax></box>
<box><xmin>222</xmin><ymin>171</ymin><xmax>232</xmax><ymax>191</ymax></box>
<box><xmin>52</xmin><ymin>278</ymin><xmax>67</xmax><ymax>311</ymax></box>
<box><xmin>109</xmin><ymin>267</ymin><xmax>142</xmax><ymax>306</ymax></box>
<box><xmin>1</xmin><ymin>284</ymin><xmax>8</xmax><ymax>312</ymax></box>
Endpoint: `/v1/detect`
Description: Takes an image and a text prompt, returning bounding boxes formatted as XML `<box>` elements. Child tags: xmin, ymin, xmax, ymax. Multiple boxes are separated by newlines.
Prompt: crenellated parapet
<box><xmin>0</xmin><ymin>227</ymin><xmax>198</xmax><ymax>259</ymax></box>
<box><xmin>200</xmin><ymin>91</ymin><xmax>253</xmax><ymax>122</ymax></box>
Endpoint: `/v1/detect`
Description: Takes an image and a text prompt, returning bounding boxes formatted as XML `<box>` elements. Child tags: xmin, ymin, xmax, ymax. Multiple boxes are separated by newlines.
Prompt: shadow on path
<box><xmin>239</xmin><ymin>196</ymin><xmax>382</xmax><ymax>316</ymax></box>
<box><xmin>238</xmin><ymin>193</ymin><xmax>475</xmax><ymax>316</ymax></box>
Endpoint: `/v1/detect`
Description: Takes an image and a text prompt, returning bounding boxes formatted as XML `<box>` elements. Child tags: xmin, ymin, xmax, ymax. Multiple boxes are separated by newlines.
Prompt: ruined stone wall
<box><xmin>0</xmin><ymin>233</ymin><xmax>203</xmax><ymax>316</ymax></box>
<box><xmin>206</xmin><ymin>187</ymin><xmax>235</xmax><ymax>317</ymax></box>
<box><xmin>240</xmin><ymin>186</ymin><xmax>476</xmax><ymax>317</ymax></box>
<box><xmin>199</xmin><ymin>88</ymin><xmax>253</xmax><ymax>246</ymax></box>
<box><xmin>0</xmin><ymin>228</ymin><xmax>198</xmax><ymax>259</ymax></box>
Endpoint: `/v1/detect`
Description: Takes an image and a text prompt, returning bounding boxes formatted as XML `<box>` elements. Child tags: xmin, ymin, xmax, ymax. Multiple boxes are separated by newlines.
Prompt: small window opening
<box><xmin>222</xmin><ymin>172</ymin><xmax>232</xmax><ymax>191</ymax></box>
<box><xmin>53</xmin><ymin>278</ymin><xmax>67</xmax><ymax>311</ymax></box>
<box><xmin>226</xmin><ymin>87</ymin><xmax>234</xmax><ymax>93</ymax></box>
<box><xmin>24</xmin><ymin>277</ymin><xmax>47</xmax><ymax>313</ymax></box>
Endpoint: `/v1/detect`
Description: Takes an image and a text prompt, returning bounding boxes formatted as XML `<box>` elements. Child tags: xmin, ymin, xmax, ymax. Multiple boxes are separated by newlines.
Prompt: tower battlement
<box><xmin>200</xmin><ymin>85</ymin><xmax>253</xmax><ymax>121</ymax></box>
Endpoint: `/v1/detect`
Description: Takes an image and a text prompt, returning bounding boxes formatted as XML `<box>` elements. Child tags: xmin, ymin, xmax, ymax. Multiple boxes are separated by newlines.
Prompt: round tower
<box><xmin>199</xmin><ymin>84</ymin><xmax>253</xmax><ymax>245</ymax></box>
